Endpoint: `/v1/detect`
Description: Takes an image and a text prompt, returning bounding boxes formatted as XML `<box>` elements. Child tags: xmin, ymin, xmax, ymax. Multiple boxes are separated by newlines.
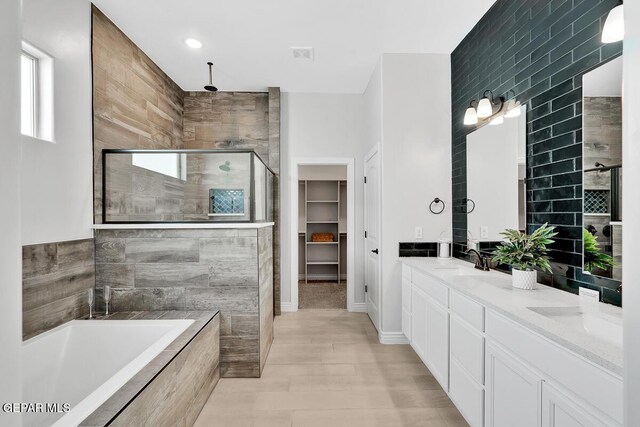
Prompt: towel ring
<box><xmin>463</xmin><ymin>198</ymin><xmax>476</xmax><ymax>214</ymax></box>
<box><xmin>429</xmin><ymin>198</ymin><xmax>446</xmax><ymax>215</ymax></box>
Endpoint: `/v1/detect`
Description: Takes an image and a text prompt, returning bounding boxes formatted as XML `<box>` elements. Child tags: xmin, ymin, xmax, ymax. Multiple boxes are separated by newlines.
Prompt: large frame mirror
<box><xmin>582</xmin><ymin>57</ymin><xmax>623</xmax><ymax>281</ymax></box>
<box><xmin>465</xmin><ymin>105</ymin><xmax>527</xmax><ymax>249</ymax></box>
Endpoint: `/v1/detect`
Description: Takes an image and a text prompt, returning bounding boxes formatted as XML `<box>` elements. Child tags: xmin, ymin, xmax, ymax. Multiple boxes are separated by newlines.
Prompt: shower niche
<box><xmin>102</xmin><ymin>150</ymin><xmax>274</xmax><ymax>223</ymax></box>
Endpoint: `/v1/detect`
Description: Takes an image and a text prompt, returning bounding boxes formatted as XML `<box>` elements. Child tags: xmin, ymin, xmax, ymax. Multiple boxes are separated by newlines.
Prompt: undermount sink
<box><xmin>527</xmin><ymin>306</ymin><xmax>622</xmax><ymax>347</ymax></box>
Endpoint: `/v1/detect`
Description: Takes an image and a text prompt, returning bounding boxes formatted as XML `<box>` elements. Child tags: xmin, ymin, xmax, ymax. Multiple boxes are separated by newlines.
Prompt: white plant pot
<box><xmin>512</xmin><ymin>268</ymin><xmax>537</xmax><ymax>290</ymax></box>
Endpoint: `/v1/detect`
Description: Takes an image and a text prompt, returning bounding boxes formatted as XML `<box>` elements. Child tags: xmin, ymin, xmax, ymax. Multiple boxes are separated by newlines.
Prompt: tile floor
<box><xmin>195</xmin><ymin>310</ymin><xmax>468</xmax><ymax>426</ymax></box>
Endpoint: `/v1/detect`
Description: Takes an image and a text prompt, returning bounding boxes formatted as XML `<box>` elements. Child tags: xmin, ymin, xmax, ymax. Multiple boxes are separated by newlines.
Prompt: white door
<box><xmin>541</xmin><ymin>382</ymin><xmax>609</xmax><ymax>427</ymax></box>
<box><xmin>364</xmin><ymin>146</ymin><xmax>380</xmax><ymax>329</ymax></box>
<box><xmin>425</xmin><ymin>297</ymin><xmax>449</xmax><ymax>391</ymax></box>
<box><xmin>486</xmin><ymin>342</ymin><xmax>541</xmax><ymax>427</ymax></box>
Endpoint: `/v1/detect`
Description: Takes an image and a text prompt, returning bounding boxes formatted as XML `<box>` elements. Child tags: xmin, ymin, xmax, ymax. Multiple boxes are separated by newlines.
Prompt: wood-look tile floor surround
<box><xmin>195</xmin><ymin>310</ymin><xmax>467</xmax><ymax>426</ymax></box>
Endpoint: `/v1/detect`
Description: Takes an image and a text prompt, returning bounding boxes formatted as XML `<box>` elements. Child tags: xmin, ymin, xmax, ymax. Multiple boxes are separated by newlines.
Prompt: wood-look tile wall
<box><xmin>23</xmin><ymin>239</ymin><xmax>95</xmax><ymax>340</ymax></box>
<box><xmin>92</xmin><ymin>7</ymin><xmax>281</xmax><ymax>314</ymax></box>
<box><xmin>92</xmin><ymin>6</ymin><xmax>185</xmax><ymax>223</ymax></box>
<box><xmin>182</xmin><ymin>92</ymin><xmax>281</xmax><ymax>315</ymax></box>
<box><xmin>258</xmin><ymin>226</ymin><xmax>274</xmax><ymax>372</ymax></box>
<box><xmin>94</xmin><ymin>227</ymin><xmax>274</xmax><ymax>377</ymax></box>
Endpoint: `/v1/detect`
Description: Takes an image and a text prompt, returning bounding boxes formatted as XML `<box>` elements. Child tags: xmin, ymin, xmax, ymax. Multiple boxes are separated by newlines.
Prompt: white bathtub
<box><xmin>22</xmin><ymin>319</ymin><xmax>194</xmax><ymax>427</ymax></box>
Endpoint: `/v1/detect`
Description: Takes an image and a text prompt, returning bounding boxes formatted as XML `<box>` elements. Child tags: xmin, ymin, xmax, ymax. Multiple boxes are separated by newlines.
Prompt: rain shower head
<box><xmin>204</xmin><ymin>62</ymin><xmax>218</xmax><ymax>92</ymax></box>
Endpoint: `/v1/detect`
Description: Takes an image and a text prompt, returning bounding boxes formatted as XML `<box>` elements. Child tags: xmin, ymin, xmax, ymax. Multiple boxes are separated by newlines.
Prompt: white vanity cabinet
<box><xmin>399</xmin><ymin>262</ymin><xmax>623</xmax><ymax>427</ymax></box>
<box><xmin>485</xmin><ymin>341</ymin><xmax>542</xmax><ymax>427</ymax></box>
<box><xmin>408</xmin><ymin>268</ymin><xmax>450</xmax><ymax>391</ymax></box>
<box><xmin>449</xmin><ymin>290</ymin><xmax>485</xmax><ymax>426</ymax></box>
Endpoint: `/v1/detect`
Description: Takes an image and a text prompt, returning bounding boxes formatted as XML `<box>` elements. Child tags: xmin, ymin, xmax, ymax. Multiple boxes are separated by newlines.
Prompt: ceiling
<box><xmin>91</xmin><ymin>0</ymin><xmax>496</xmax><ymax>93</ymax></box>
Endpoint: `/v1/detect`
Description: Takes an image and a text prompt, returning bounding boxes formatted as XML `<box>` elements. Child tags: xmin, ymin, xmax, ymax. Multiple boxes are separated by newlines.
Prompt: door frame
<box><xmin>364</xmin><ymin>144</ymin><xmax>382</xmax><ymax>332</ymax></box>
<box><xmin>289</xmin><ymin>157</ymin><xmax>356</xmax><ymax>311</ymax></box>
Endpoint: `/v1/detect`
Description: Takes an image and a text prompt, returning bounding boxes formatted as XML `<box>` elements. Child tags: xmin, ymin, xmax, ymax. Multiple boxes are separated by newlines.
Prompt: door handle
<box><xmin>371</xmin><ymin>249</ymin><xmax>379</xmax><ymax>254</ymax></box>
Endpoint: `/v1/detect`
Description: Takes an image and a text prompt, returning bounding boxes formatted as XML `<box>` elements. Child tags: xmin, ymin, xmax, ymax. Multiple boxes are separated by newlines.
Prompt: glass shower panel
<box><xmin>253</xmin><ymin>157</ymin><xmax>266</xmax><ymax>222</ymax></box>
<box><xmin>103</xmin><ymin>150</ymin><xmax>272</xmax><ymax>223</ymax></box>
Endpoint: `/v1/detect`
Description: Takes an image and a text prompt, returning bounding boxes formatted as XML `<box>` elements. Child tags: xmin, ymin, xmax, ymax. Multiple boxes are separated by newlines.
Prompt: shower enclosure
<box><xmin>102</xmin><ymin>150</ymin><xmax>274</xmax><ymax>223</ymax></box>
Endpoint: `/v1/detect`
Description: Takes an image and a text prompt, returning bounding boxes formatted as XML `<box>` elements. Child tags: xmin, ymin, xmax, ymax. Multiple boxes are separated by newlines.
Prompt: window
<box><xmin>21</xmin><ymin>41</ymin><xmax>53</xmax><ymax>141</ymax></box>
<box><xmin>21</xmin><ymin>52</ymin><xmax>38</xmax><ymax>137</ymax></box>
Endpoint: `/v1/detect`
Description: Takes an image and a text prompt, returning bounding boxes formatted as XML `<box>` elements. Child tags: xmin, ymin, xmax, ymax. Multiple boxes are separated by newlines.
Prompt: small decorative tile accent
<box><xmin>399</xmin><ymin>242</ymin><xmax>438</xmax><ymax>258</ymax></box>
<box><xmin>584</xmin><ymin>190</ymin><xmax>609</xmax><ymax>214</ymax></box>
<box><xmin>210</xmin><ymin>189</ymin><xmax>244</xmax><ymax>215</ymax></box>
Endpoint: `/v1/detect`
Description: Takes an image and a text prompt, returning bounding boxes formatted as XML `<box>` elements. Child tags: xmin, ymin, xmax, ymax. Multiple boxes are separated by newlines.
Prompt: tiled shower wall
<box><xmin>92</xmin><ymin>6</ymin><xmax>185</xmax><ymax>224</ymax></box>
<box><xmin>94</xmin><ymin>227</ymin><xmax>273</xmax><ymax>377</ymax></box>
<box><xmin>22</xmin><ymin>239</ymin><xmax>95</xmax><ymax>340</ymax></box>
<box><xmin>451</xmin><ymin>0</ymin><xmax>622</xmax><ymax>305</ymax></box>
<box><xmin>92</xmin><ymin>6</ymin><xmax>281</xmax><ymax>314</ymax></box>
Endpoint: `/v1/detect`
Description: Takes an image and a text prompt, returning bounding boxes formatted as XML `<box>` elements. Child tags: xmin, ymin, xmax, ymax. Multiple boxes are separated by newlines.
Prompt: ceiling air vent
<box><xmin>291</xmin><ymin>47</ymin><xmax>314</xmax><ymax>61</ymax></box>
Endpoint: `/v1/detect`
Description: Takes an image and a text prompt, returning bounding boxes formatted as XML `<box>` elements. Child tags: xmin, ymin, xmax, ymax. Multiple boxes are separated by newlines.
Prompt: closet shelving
<box><xmin>298</xmin><ymin>180</ymin><xmax>347</xmax><ymax>283</ymax></box>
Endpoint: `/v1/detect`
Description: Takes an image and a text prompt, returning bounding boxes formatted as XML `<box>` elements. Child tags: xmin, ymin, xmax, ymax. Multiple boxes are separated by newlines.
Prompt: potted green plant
<box><xmin>492</xmin><ymin>223</ymin><xmax>557</xmax><ymax>290</ymax></box>
<box><xmin>583</xmin><ymin>228</ymin><xmax>615</xmax><ymax>274</ymax></box>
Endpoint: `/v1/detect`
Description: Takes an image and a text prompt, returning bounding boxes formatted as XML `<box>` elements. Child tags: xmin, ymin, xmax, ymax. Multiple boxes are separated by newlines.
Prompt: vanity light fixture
<box><xmin>185</xmin><ymin>38</ymin><xmax>203</xmax><ymax>49</ymax></box>
<box><xmin>463</xmin><ymin>90</ymin><xmax>505</xmax><ymax>125</ymax></box>
<box><xmin>489</xmin><ymin>115</ymin><xmax>504</xmax><ymax>126</ymax></box>
<box><xmin>477</xmin><ymin>90</ymin><xmax>500</xmax><ymax>118</ymax></box>
<box><xmin>464</xmin><ymin>100</ymin><xmax>479</xmax><ymax>125</ymax></box>
<box><xmin>602</xmin><ymin>1</ymin><xmax>624</xmax><ymax>43</ymax></box>
<box><xmin>504</xmin><ymin>98</ymin><xmax>522</xmax><ymax>118</ymax></box>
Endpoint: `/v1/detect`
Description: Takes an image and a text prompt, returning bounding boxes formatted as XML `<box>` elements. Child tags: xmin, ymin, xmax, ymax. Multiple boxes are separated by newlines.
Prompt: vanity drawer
<box><xmin>412</xmin><ymin>269</ymin><xmax>448</xmax><ymax>308</ymax></box>
<box><xmin>451</xmin><ymin>314</ymin><xmax>484</xmax><ymax>384</ymax></box>
<box><xmin>486</xmin><ymin>310</ymin><xmax>622</xmax><ymax>425</ymax></box>
<box><xmin>402</xmin><ymin>264</ymin><xmax>412</xmax><ymax>280</ymax></box>
<box><xmin>450</xmin><ymin>290</ymin><xmax>484</xmax><ymax>332</ymax></box>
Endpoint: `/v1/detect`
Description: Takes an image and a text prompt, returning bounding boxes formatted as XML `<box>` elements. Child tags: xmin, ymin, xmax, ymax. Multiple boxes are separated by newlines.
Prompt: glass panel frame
<box><xmin>102</xmin><ymin>149</ymin><xmax>274</xmax><ymax>224</ymax></box>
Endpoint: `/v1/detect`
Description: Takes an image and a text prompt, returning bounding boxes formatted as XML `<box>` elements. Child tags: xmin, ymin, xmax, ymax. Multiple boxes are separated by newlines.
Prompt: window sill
<box><xmin>22</xmin><ymin>133</ymin><xmax>55</xmax><ymax>144</ymax></box>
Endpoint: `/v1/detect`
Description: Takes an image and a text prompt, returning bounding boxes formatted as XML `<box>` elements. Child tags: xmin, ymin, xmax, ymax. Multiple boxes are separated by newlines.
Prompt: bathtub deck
<box><xmin>80</xmin><ymin>310</ymin><xmax>220</xmax><ymax>426</ymax></box>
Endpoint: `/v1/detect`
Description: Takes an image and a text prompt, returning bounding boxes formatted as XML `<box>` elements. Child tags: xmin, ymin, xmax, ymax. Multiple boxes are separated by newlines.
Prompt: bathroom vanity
<box><xmin>399</xmin><ymin>257</ymin><xmax>622</xmax><ymax>427</ymax></box>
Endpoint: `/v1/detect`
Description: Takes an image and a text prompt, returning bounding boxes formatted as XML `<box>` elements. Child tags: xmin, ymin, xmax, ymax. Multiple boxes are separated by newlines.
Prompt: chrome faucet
<box><xmin>467</xmin><ymin>249</ymin><xmax>490</xmax><ymax>271</ymax></box>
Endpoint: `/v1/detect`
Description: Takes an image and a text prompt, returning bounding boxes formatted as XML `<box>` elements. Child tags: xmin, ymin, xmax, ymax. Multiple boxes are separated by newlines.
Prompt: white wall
<box><xmin>379</xmin><ymin>53</ymin><xmax>452</xmax><ymax>334</ymax></box>
<box><xmin>623</xmin><ymin>2</ymin><xmax>640</xmax><ymax>424</ymax></box>
<box><xmin>280</xmin><ymin>93</ymin><xmax>367</xmax><ymax>308</ymax></box>
<box><xmin>21</xmin><ymin>0</ymin><xmax>93</xmax><ymax>245</ymax></box>
<box><xmin>299</xmin><ymin>165</ymin><xmax>348</xmax><ymax>180</ymax></box>
<box><xmin>0</xmin><ymin>0</ymin><xmax>23</xmax><ymax>423</ymax></box>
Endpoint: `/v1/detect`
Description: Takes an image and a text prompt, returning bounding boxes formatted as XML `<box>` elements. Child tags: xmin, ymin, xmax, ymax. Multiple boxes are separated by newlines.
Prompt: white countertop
<box><xmin>93</xmin><ymin>222</ymin><xmax>275</xmax><ymax>230</ymax></box>
<box><xmin>399</xmin><ymin>257</ymin><xmax>623</xmax><ymax>376</ymax></box>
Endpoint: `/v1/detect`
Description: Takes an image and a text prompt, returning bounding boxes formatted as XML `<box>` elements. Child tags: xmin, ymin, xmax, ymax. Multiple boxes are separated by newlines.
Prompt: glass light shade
<box><xmin>477</xmin><ymin>97</ymin><xmax>493</xmax><ymax>118</ymax></box>
<box><xmin>489</xmin><ymin>115</ymin><xmax>504</xmax><ymax>126</ymax></box>
<box><xmin>602</xmin><ymin>5</ymin><xmax>624</xmax><ymax>43</ymax></box>
<box><xmin>464</xmin><ymin>106</ymin><xmax>478</xmax><ymax>125</ymax></box>
<box><xmin>505</xmin><ymin>104</ymin><xmax>522</xmax><ymax>118</ymax></box>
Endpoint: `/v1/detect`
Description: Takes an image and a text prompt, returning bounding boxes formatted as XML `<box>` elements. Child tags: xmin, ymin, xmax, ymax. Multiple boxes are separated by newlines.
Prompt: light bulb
<box><xmin>505</xmin><ymin>105</ymin><xmax>522</xmax><ymax>118</ymax></box>
<box><xmin>477</xmin><ymin>97</ymin><xmax>493</xmax><ymax>118</ymax></box>
<box><xmin>602</xmin><ymin>4</ymin><xmax>624</xmax><ymax>43</ymax></box>
<box><xmin>464</xmin><ymin>106</ymin><xmax>478</xmax><ymax>125</ymax></box>
<box><xmin>489</xmin><ymin>115</ymin><xmax>504</xmax><ymax>126</ymax></box>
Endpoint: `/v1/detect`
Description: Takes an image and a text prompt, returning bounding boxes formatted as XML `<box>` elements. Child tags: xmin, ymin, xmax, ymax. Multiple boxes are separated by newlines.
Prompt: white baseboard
<box><xmin>349</xmin><ymin>303</ymin><xmax>367</xmax><ymax>313</ymax></box>
<box><xmin>378</xmin><ymin>331</ymin><xmax>409</xmax><ymax>345</ymax></box>
<box><xmin>280</xmin><ymin>302</ymin><xmax>297</xmax><ymax>312</ymax></box>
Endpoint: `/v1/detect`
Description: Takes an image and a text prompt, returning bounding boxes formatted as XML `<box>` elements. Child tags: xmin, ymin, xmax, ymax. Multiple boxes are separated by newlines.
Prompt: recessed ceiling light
<box><xmin>185</xmin><ymin>38</ymin><xmax>203</xmax><ymax>49</ymax></box>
